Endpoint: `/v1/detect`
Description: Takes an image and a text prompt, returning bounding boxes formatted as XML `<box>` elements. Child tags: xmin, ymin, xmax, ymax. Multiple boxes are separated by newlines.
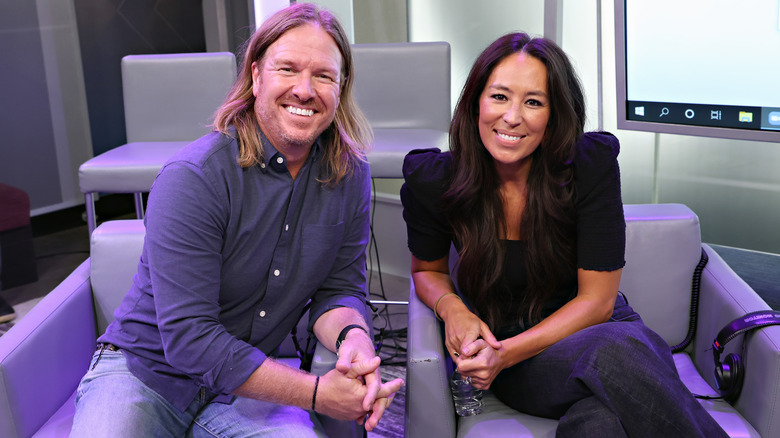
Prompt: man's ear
<box><xmin>251</xmin><ymin>61</ymin><xmax>261</xmax><ymax>96</ymax></box>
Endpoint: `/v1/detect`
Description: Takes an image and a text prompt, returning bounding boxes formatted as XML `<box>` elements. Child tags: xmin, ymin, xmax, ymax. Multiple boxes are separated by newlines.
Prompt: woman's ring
<box><xmin>453</xmin><ymin>351</ymin><xmax>460</xmax><ymax>358</ymax></box>
<box><xmin>464</xmin><ymin>376</ymin><xmax>472</xmax><ymax>384</ymax></box>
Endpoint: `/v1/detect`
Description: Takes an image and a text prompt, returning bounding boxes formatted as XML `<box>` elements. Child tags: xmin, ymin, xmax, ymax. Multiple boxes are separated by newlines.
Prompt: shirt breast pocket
<box><xmin>299</xmin><ymin>222</ymin><xmax>345</xmax><ymax>285</ymax></box>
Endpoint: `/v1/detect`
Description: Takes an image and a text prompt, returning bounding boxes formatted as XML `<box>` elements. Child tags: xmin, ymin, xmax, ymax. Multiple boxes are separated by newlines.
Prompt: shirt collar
<box><xmin>256</xmin><ymin>128</ymin><xmax>323</xmax><ymax>174</ymax></box>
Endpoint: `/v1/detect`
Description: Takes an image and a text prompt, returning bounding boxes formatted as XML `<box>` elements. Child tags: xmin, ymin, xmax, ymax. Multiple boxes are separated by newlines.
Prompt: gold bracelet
<box><xmin>434</xmin><ymin>292</ymin><xmax>462</xmax><ymax>321</ymax></box>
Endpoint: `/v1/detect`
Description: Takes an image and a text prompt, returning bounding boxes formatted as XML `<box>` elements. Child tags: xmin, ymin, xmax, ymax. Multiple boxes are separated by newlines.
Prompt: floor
<box><xmin>2</xmin><ymin>198</ymin><xmax>780</xmax><ymax>438</ymax></box>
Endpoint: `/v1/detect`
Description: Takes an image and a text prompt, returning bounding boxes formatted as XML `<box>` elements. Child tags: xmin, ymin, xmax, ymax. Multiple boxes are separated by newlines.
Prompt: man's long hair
<box><xmin>443</xmin><ymin>33</ymin><xmax>585</xmax><ymax>329</ymax></box>
<box><xmin>213</xmin><ymin>3</ymin><xmax>371</xmax><ymax>185</ymax></box>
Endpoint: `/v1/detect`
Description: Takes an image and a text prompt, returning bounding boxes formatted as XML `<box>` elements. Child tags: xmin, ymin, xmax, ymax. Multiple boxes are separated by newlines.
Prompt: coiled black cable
<box><xmin>671</xmin><ymin>247</ymin><xmax>709</xmax><ymax>353</ymax></box>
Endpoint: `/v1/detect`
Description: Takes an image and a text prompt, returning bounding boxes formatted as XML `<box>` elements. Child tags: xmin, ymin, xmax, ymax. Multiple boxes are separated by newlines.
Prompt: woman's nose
<box><xmin>502</xmin><ymin>105</ymin><xmax>522</xmax><ymax>126</ymax></box>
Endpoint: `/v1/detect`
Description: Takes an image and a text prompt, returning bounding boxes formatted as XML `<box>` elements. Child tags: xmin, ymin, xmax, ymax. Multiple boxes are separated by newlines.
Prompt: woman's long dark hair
<box><xmin>443</xmin><ymin>33</ymin><xmax>586</xmax><ymax>329</ymax></box>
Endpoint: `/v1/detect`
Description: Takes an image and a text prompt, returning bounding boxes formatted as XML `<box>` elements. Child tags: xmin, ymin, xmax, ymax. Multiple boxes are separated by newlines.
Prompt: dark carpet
<box><xmin>370</xmin><ymin>365</ymin><xmax>406</xmax><ymax>438</ymax></box>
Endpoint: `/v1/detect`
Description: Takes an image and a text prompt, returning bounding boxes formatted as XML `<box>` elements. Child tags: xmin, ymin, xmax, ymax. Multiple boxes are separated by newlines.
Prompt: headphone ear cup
<box><xmin>716</xmin><ymin>353</ymin><xmax>743</xmax><ymax>402</ymax></box>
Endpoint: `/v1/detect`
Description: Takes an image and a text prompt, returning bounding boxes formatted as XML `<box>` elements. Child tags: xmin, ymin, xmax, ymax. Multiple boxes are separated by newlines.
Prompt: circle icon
<box><xmin>685</xmin><ymin>109</ymin><xmax>695</xmax><ymax>119</ymax></box>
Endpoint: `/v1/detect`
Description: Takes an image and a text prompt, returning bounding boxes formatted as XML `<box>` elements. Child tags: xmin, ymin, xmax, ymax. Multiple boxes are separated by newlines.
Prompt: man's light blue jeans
<box><xmin>70</xmin><ymin>348</ymin><xmax>327</xmax><ymax>437</ymax></box>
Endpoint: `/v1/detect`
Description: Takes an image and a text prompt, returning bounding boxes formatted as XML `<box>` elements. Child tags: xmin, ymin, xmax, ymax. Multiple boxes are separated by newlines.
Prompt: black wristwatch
<box><xmin>335</xmin><ymin>324</ymin><xmax>368</xmax><ymax>352</ymax></box>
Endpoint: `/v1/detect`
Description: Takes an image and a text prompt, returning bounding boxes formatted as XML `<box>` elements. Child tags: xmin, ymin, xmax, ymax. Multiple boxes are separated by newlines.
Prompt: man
<box><xmin>71</xmin><ymin>4</ymin><xmax>402</xmax><ymax>436</ymax></box>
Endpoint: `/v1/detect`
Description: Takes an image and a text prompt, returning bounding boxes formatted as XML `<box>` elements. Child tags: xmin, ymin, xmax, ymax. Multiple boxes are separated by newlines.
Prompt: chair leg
<box><xmin>134</xmin><ymin>192</ymin><xmax>145</xmax><ymax>220</ymax></box>
<box><xmin>85</xmin><ymin>193</ymin><xmax>97</xmax><ymax>235</ymax></box>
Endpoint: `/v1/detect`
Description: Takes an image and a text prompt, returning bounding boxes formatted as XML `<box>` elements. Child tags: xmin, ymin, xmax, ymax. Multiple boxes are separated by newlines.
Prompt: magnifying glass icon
<box><xmin>660</xmin><ymin>107</ymin><xmax>669</xmax><ymax>117</ymax></box>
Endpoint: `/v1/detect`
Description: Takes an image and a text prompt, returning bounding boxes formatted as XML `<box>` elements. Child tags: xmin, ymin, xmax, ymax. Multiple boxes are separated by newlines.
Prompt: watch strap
<box><xmin>336</xmin><ymin>324</ymin><xmax>368</xmax><ymax>352</ymax></box>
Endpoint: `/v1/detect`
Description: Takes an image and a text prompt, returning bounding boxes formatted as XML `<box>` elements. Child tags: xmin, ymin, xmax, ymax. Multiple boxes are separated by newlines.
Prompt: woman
<box><xmin>401</xmin><ymin>33</ymin><xmax>726</xmax><ymax>437</ymax></box>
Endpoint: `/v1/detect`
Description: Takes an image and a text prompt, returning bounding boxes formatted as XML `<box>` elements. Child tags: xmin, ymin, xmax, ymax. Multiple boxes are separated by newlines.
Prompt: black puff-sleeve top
<box><xmin>400</xmin><ymin>132</ymin><xmax>626</xmax><ymax>332</ymax></box>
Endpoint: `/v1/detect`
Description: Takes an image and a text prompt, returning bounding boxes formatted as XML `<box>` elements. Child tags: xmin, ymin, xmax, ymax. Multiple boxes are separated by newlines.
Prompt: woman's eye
<box><xmin>527</xmin><ymin>99</ymin><xmax>543</xmax><ymax>106</ymax></box>
<box><xmin>491</xmin><ymin>94</ymin><xmax>507</xmax><ymax>101</ymax></box>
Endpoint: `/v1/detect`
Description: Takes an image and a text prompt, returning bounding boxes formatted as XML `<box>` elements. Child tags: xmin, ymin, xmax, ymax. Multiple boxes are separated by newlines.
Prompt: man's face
<box><xmin>252</xmin><ymin>24</ymin><xmax>342</xmax><ymax>153</ymax></box>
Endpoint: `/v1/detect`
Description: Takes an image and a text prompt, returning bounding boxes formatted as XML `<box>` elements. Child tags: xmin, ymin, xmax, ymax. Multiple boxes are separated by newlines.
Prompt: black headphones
<box><xmin>712</xmin><ymin>310</ymin><xmax>780</xmax><ymax>402</ymax></box>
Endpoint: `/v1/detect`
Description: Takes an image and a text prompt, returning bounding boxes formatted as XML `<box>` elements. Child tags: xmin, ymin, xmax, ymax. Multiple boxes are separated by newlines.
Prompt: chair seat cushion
<box><xmin>79</xmin><ymin>141</ymin><xmax>190</xmax><ymax>193</ymax></box>
<box><xmin>673</xmin><ymin>353</ymin><xmax>759</xmax><ymax>437</ymax></box>
<box><xmin>32</xmin><ymin>391</ymin><xmax>76</xmax><ymax>437</ymax></box>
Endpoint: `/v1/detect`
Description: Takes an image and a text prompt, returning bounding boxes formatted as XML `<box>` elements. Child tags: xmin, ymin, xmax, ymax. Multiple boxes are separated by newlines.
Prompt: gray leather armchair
<box><xmin>406</xmin><ymin>203</ymin><xmax>780</xmax><ymax>437</ymax></box>
<box><xmin>0</xmin><ymin>220</ymin><xmax>359</xmax><ymax>437</ymax></box>
<box><xmin>78</xmin><ymin>52</ymin><xmax>237</xmax><ymax>234</ymax></box>
<box><xmin>351</xmin><ymin>41</ymin><xmax>451</xmax><ymax>178</ymax></box>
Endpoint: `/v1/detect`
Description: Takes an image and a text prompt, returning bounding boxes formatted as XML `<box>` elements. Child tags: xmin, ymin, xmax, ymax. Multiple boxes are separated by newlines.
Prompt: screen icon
<box><xmin>739</xmin><ymin>111</ymin><xmax>753</xmax><ymax>123</ymax></box>
<box><xmin>711</xmin><ymin>110</ymin><xmax>722</xmax><ymax>120</ymax></box>
<box><xmin>769</xmin><ymin>111</ymin><xmax>780</xmax><ymax>126</ymax></box>
<box><xmin>660</xmin><ymin>107</ymin><xmax>669</xmax><ymax>117</ymax></box>
<box><xmin>685</xmin><ymin>109</ymin><xmax>695</xmax><ymax>119</ymax></box>
<box><xmin>635</xmin><ymin>106</ymin><xmax>645</xmax><ymax>116</ymax></box>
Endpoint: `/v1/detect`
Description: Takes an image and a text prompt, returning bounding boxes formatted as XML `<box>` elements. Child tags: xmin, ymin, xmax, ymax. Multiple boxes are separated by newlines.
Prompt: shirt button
<box><xmin>284</xmin><ymin>224</ymin><xmax>289</xmax><ymax>231</ymax></box>
<box><xmin>259</xmin><ymin>310</ymin><xmax>266</xmax><ymax>317</ymax></box>
<box><xmin>273</xmin><ymin>269</ymin><xmax>280</xmax><ymax>277</ymax></box>
<box><xmin>276</xmin><ymin>156</ymin><xmax>284</xmax><ymax>164</ymax></box>
<box><xmin>260</xmin><ymin>162</ymin><xmax>266</xmax><ymax>169</ymax></box>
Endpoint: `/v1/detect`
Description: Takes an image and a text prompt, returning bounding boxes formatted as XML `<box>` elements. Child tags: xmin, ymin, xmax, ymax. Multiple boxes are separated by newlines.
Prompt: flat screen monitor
<box><xmin>614</xmin><ymin>0</ymin><xmax>780</xmax><ymax>143</ymax></box>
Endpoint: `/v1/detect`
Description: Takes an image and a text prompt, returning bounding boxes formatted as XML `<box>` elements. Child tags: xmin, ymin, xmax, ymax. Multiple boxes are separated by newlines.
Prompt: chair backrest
<box><xmin>351</xmin><ymin>42</ymin><xmax>451</xmax><ymax>131</ymax></box>
<box><xmin>90</xmin><ymin>220</ymin><xmax>146</xmax><ymax>333</ymax></box>
<box><xmin>122</xmin><ymin>52</ymin><xmax>237</xmax><ymax>143</ymax></box>
<box><xmin>620</xmin><ymin>203</ymin><xmax>702</xmax><ymax>347</ymax></box>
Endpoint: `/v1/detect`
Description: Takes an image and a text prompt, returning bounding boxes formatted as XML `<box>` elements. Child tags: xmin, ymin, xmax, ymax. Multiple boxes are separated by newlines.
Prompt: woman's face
<box><xmin>477</xmin><ymin>52</ymin><xmax>550</xmax><ymax>173</ymax></box>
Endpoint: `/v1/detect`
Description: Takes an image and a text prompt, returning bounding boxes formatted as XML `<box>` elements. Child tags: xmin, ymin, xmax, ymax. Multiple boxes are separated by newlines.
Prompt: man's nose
<box><xmin>292</xmin><ymin>73</ymin><xmax>314</xmax><ymax>101</ymax></box>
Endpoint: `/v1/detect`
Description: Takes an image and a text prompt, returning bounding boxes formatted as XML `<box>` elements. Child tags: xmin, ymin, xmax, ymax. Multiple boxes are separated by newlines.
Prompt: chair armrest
<box><xmin>406</xmin><ymin>281</ymin><xmax>456</xmax><ymax>438</ymax></box>
<box><xmin>308</xmin><ymin>342</ymin><xmax>362</xmax><ymax>438</ymax></box>
<box><xmin>310</xmin><ymin>342</ymin><xmax>338</xmax><ymax>376</ymax></box>
<box><xmin>693</xmin><ymin>244</ymin><xmax>780</xmax><ymax>437</ymax></box>
<box><xmin>0</xmin><ymin>260</ymin><xmax>95</xmax><ymax>438</ymax></box>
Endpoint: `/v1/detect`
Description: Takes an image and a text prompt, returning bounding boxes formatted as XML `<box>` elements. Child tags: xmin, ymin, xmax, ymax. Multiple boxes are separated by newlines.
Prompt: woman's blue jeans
<box><xmin>490</xmin><ymin>294</ymin><xmax>728</xmax><ymax>438</ymax></box>
<box><xmin>70</xmin><ymin>349</ymin><xmax>326</xmax><ymax>437</ymax></box>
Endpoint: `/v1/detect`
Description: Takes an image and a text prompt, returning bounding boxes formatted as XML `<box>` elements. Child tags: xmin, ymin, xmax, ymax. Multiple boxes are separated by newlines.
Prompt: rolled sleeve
<box><xmin>145</xmin><ymin>162</ymin><xmax>267</xmax><ymax>396</ymax></box>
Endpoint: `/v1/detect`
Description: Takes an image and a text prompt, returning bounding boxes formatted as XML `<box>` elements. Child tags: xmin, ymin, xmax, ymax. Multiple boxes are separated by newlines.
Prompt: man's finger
<box><xmin>364</xmin><ymin>393</ymin><xmax>396</xmax><ymax>431</ymax></box>
<box><xmin>344</xmin><ymin>356</ymin><xmax>381</xmax><ymax>379</ymax></box>
<box><xmin>361</xmin><ymin>369</ymin><xmax>381</xmax><ymax>411</ymax></box>
<box><xmin>376</xmin><ymin>378</ymin><xmax>404</xmax><ymax>398</ymax></box>
<box><xmin>335</xmin><ymin>347</ymin><xmax>356</xmax><ymax>374</ymax></box>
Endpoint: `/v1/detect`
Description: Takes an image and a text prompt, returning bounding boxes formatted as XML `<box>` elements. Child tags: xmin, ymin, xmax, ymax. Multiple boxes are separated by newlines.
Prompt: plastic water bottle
<box><xmin>451</xmin><ymin>369</ymin><xmax>483</xmax><ymax>416</ymax></box>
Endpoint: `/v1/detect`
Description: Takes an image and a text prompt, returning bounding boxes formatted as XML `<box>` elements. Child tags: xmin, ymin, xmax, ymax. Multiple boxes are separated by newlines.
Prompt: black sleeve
<box><xmin>573</xmin><ymin>132</ymin><xmax>626</xmax><ymax>271</ymax></box>
<box><xmin>400</xmin><ymin>149</ymin><xmax>454</xmax><ymax>261</ymax></box>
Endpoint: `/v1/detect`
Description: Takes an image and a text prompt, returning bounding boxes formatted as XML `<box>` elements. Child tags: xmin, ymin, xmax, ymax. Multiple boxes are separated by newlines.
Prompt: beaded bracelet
<box><xmin>434</xmin><ymin>292</ymin><xmax>462</xmax><ymax>321</ymax></box>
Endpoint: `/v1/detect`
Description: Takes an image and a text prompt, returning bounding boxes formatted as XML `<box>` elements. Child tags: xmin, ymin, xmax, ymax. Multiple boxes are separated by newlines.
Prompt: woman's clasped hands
<box><xmin>440</xmin><ymin>301</ymin><xmax>504</xmax><ymax>390</ymax></box>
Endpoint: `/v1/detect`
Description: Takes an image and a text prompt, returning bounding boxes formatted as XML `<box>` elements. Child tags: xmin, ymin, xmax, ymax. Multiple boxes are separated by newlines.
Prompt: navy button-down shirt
<box><xmin>100</xmin><ymin>127</ymin><xmax>371</xmax><ymax>411</ymax></box>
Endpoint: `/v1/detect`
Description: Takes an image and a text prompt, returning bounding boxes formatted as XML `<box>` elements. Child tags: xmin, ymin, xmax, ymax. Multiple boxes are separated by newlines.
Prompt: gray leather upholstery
<box><xmin>0</xmin><ymin>220</ymin><xmax>356</xmax><ymax>437</ymax></box>
<box><xmin>406</xmin><ymin>203</ymin><xmax>779</xmax><ymax>437</ymax></box>
<box><xmin>78</xmin><ymin>52</ymin><xmax>237</xmax><ymax>233</ymax></box>
<box><xmin>351</xmin><ymin>42</ymin><xmax>451</xmax><ymax>178</ymax></box>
